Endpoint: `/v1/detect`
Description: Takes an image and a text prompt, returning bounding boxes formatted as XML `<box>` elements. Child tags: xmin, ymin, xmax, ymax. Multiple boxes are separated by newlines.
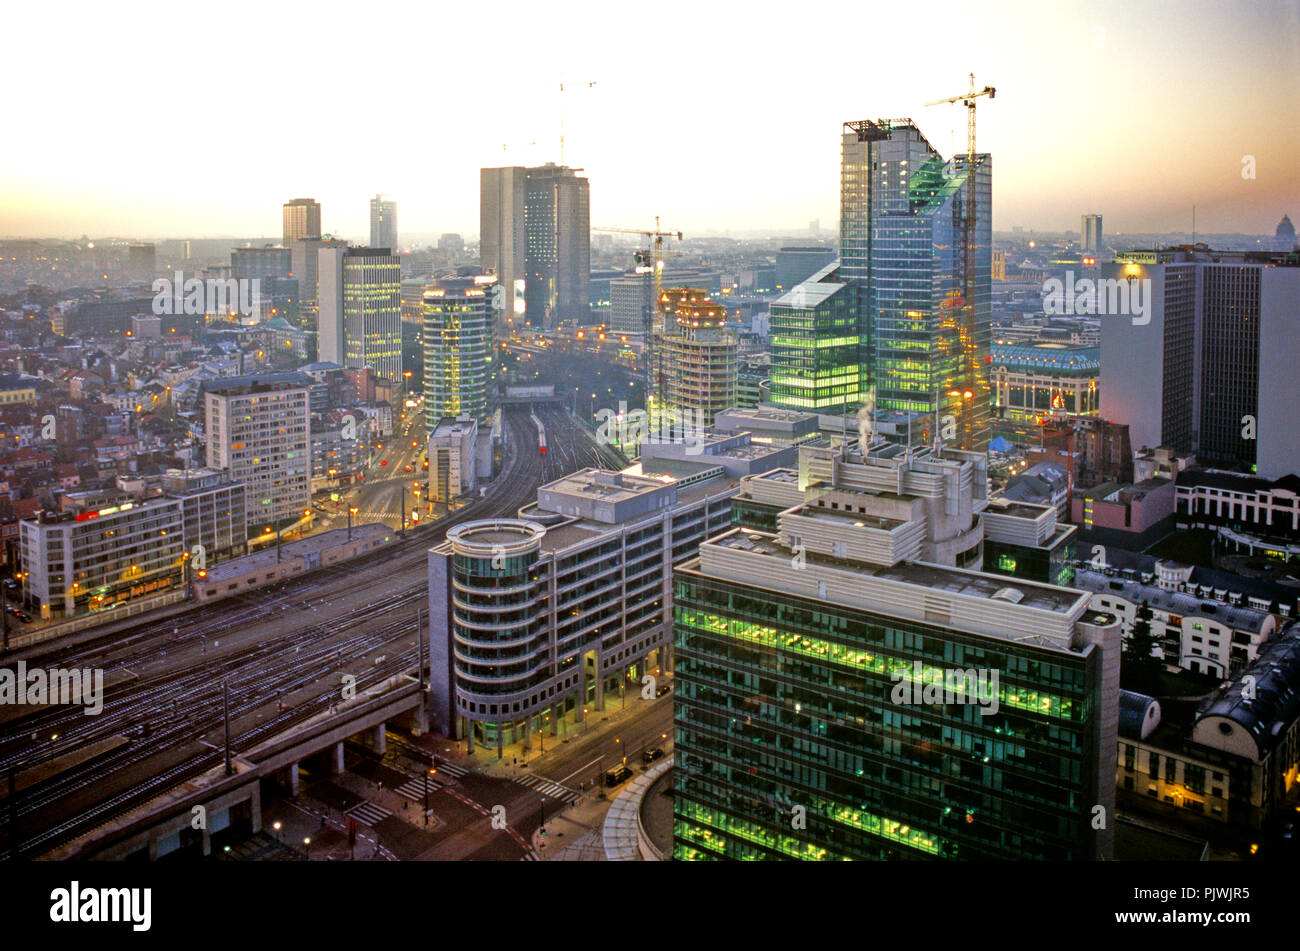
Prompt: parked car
<box><xmin>655</xmin><ymin>683</ymin><xmax>672</xmax><ymax>698</ymax></box>
<box><xmin>642</xmin><ymin>747</ymin><xmax>665</xmax><ymax>765</ymax></box>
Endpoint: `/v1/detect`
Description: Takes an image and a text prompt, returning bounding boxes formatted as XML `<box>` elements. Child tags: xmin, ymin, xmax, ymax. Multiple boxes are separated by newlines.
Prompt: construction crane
<box><xmin>592</xmin><ymin>218</ymin><xmax>683</xmax><ymax>396</ymax></box>
<box><xmin>558</xmin><ymin>80</ymin><xmax>597</xmax><ymax>166</ymax></box>
<box><xmin>925</xmin><ymin>73</ymin><xmax>995</xmax><ymax>452</ymax></box>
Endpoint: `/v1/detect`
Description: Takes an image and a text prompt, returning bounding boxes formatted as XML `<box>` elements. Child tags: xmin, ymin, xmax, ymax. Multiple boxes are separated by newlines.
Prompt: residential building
<box><xmin>204</xmin><ymin>373</ymin><xmax>311</xmax><ymax>528</ymax></box>
<box><xmin>1073</xmin><ymin>561</ymin><xmax>1276</xmax><ymax>677</ymax></box>
<box><xmin>427</xmin><ymin>416</ymin><xmax>477</xmax><ymax>503</ymax></box>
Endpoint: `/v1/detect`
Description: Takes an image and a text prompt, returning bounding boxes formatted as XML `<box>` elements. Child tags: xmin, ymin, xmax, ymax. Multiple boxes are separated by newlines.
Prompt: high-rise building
<box><xmin>775</xmin><ymin>246</ymin><xmax>835</xmax><ymax>292</ymax></box>
<box><xmin>524</xmin><ymin>163</ymin><xmax>590</xmax><ymax>328</ymax></box>
<box><xmin>653</xmin><ymin>289</ymin><xmax>738</xmax><ymax>427</ymax></box>
<box><xmin>317</xmin><ymin>247</ymin><xmax>403</xmax><ymax>382</ymax></box>
<box><xmin>481</xmin><ymin>163</ymin><xmax>590</xmax><ymax>330</ymax></box>
<box><xmin>770</xmin><ymin>119</ymin><xmax>992</xmax><ymax>451</ymax></box>
<box><xmin>204</xmin><ymin>373</ymin><xmax>312</xmax><ymax>527</ymax></box>
<box><xmin>673</xmin><ymin>441</ymin><xmax>1122</xmax><ymax>861</ymax></box>
<box><xmin>1099</xmin><ymin>248</ymin><xmax>1300</xmax><ymax>479</ymax></box>
<box><xmin>480</xmin><ymin>167</ymin><xmax>527</xmax><ymax>327</ymax></box>
<box><xmin>847</xmin><ymin>119</ymin><xmax>992</xmax><ymax>451</ymax></box>
<box><xmin>291</xmin><ymin>237</ymin><xmax>346</xmax><ymax>313</ymax></box>
<box><xmin>283</xmin><ymin>198</ymin><xmax>322</xmax><ymax>247</ymax></box>
<box><xmin>1082</xmin><ymin>214</ymin><xmax>1103</xmax><ymax>254</ymax></box>
<box><xmin>370</xmin><ymin>194</ymin><xmax>398</xmax><ymax>251</ymax></box>
<box><xmin>231</xmin><ymin>246</ymin><xmax>291</xmax><ymax>281</ymax></box>
<box><xmin>609</xmin><ymin>268</ymin><xmax>654</xmax><ymax>336</ymax></box>
<box><xmin>427</xmin><ymin>466</ymin><xmax>737</xmax><ymax>753</ymax></box>
<box><xmin>421</xmin><ymin>275</ymin><xmax>496</xmax><ymax>426</ymax></box>
<box><xmin>768</xmin><ymin>262</ymin><xmax>863</xmax><ymax>412</ymax></box>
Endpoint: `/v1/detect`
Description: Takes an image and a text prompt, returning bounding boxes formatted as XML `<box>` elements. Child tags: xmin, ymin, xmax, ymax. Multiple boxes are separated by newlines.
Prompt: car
<box><xmin>1283</xmin><ymin>823</ymin><xmax>1294</xmax><ymax>841</ymax></box>
<box><xmin>603</xmin><ymin>764</ymin><xmax>633</xmax><ymax>787</ymax></box>
<box><xmin>404</xmin><ymin>465</ymin><xmax>413</xmax><ymax>472</ymax></box>
<box><xmin>655</xmin><ymin>683</ymin><xmax>672</xmax><ymax>698</ymax></box>
<box><xmin>642</xmin><ymin>747</ymin><xmax>665</xmax><ymax>765</ymax></box>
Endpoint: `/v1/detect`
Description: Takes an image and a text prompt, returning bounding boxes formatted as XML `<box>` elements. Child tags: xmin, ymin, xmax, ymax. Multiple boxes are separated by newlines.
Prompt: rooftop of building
<box><xmin>704</xmin><ymin>527</ymin><xmax>1090</xmax><ymax>617</ymax></box>
<box><xmin>201</xmin><ymin>522</ymin><xmax>391</xmax><ymax>583</ymax></box>
<box><xmin>1176</xmin><ymin>468</ymin><xmax>1300</xmax><ymax>493</ymax></box>
<box><xmin>991</xmin><ymin>342</ymin><xmax>1100</xmax><ymax>370</ymax></box>
<box><xmin>1072</xmin><ymin>567</ymin><xmax>1272</xmax><ymax>632</ymax></box>
<box><xmin>771</xmin><ymin>262</ymin><xmax>845</xmax><ymax>309</ymax></box>
<box><xmin>1196</xmin><ymin>622</ymin><xmax>1300</xmax><ymax>752</ymax></box>
<box><xmin>203</xmin><ymin>371</ymin><xmax>312</xmax><ymax>394</ymax></box>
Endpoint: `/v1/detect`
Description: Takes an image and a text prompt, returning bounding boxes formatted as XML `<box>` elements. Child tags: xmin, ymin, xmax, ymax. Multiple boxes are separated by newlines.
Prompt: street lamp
<box><xmin>303</xmin><ymin>837</ymin><xmax>311</xmax><ymax>860</ymax></box>
<box><xmin>272</xmin><ymin>821</ymin><xmax>281</xmax><ymax>844</ymax></box>
<box><xmin>348</xmin><ymin>506</ymin><xmax>358</xmax><ymax>542</ymax></box>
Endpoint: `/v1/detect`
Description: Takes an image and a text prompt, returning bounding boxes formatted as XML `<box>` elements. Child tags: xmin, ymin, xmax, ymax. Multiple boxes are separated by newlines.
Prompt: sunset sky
<box><xmin>3</xmin><ymin>0</ymin><xmax>1297</xmax><ymax>241</ymax></box>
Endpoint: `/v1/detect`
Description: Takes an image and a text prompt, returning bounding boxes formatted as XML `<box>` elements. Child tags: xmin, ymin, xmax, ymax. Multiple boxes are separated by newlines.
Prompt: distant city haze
<box><xmin>3</xmin><ymin>0</ymin><xmax>1297</xmax><ymax>239</ymax></box>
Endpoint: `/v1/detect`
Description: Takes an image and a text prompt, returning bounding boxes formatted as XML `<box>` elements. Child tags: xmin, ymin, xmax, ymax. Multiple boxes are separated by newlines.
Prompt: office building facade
<box><xmin>1099</xmin><ymin>249</ymin><xmax>1300</xmax><ymax>479</ymax></box>
<box><xmin>480</xmin><ymin>166</ymin><xmax>528</xmax><ymax>327</ymax></box>
<box><xmin>674</xmin><ymin>441</ymin><xmax>1121</xmax><ymax>861</ymax></box>
<box><xmin>481</xmin><ymin>163</ymin><xmax>590</xmax><ymax>330</ymax></box>
<box><xmin>283</xmin><ymin>198</ymin><xmax>321</xmax><ymax>246</ymax></box>
<box><xmin>370</xmin><ymin>194</ymin><xmax>398</xmax><ymax>251</ymax></box>
<box><xmin>20</xmin><ymin>499</ymin><xmax>185</xmax><ymax>618</ymax></box>
<box><xmin>1082</xmin><ymin>215</ymin><xmax>1103</xmax><ymax>254</ymax></box>
<box><xmin>427</xmin><ymin>467</ymin><xmax>736</xmax><ymax>753</ymax></box>
<box><xmin>317</xmin><ymin>247</ymin><xmax>403</xmax><ymax>382</ymax></box>
<box><xmin>421</xmin><ymin>275</ymin><xmax>496</xmax><ymax>425</ymax></box>
<box><xmin>653</xmin><ymin>289</ymin><xmax>738</xmax><ymax>427</ymax></box>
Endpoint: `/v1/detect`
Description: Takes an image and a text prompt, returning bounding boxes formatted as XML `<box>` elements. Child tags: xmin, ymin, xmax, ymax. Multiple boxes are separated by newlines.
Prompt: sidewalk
<box><xmin>467</xmin><ymin>681</ymin><xmax>672</xmax><ymax>781</ymax></box>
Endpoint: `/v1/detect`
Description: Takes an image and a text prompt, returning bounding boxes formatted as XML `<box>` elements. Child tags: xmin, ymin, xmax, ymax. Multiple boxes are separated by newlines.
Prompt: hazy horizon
<box><xmin>4</xmin><ymin>0</ymin><xmax>1297</xmax><ymax>241</ymax></box>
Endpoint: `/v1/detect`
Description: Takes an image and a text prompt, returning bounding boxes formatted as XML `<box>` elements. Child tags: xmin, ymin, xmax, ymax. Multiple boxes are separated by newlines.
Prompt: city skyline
<box><xmin>3</xmin><ymin>0</ymin><xmax>1297</xmax><ymax>240</ymax></box>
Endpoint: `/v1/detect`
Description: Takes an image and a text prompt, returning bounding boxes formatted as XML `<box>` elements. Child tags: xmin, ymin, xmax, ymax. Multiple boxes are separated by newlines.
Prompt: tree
<box><xmin>1124</xmin><ymin>599</ymin><xmax>1163</xmax><ymax>693</ymax></box>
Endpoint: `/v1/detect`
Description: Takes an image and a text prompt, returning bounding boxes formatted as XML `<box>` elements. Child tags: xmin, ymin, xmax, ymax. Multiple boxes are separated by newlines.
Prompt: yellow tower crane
<box><xmin>926</xmin><ymin>73</ymin><xmax>995</xmax><ymax>452</ymax></box>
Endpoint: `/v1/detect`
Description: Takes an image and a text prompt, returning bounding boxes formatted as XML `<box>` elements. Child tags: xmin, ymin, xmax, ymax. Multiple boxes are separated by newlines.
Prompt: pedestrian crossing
<box><xmin>346</xmin><ymin>801</ymin><xmax>392</xmax><ymax>826</ymax></box>
<box><xmin>391</xmin><ymin>760</ymin><xmax>470</xmax><ymax>802</ymax></box>
<box><xmin>517</xmin><ymin>773</ymin><xmax>581</xmax><ymax>806</ymax></box>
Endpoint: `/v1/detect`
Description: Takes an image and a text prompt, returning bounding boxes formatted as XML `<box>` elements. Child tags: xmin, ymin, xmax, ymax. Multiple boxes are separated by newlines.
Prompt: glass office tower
<box><xmin>421</xmin><ymin>276</ymin><xmax>496</xmax><ymax>425</ymax></box>
<box><xmin>847</xmin><ymin>120</ymin><xmax>992</xmax><ymax>451</ymax></box>
<box><xmin>772</xmin><ymin>119</ymin><xmax>991</xmax><ymax>450</ymax></box>
<box><xmin>337</xmin><ymin>248</ymin><xmax>403</xmax><ymax>383</ymax></box>
<box><xmin>672</xmin><ymin>443</ymin><xmax>1121</xmax><ymax>861</ymax></box>
<box><xmin>768</xmin><ymin>263</ymin><xmax>864</xmax><ymax>412</ymax></box>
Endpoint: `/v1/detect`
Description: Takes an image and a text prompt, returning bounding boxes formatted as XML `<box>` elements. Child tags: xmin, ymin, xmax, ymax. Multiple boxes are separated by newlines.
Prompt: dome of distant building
<box><xmin>1276</xmin><ymin>214</ymin><xmax>1297</xmax><ymax>251</ymax></box>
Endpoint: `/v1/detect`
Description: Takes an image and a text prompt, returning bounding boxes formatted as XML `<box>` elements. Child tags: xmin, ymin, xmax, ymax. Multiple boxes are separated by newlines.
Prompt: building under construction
<box><xmin>653</xmin><ymin>288</ymin><xmax>738</xmax><ymax>430</ymax></box>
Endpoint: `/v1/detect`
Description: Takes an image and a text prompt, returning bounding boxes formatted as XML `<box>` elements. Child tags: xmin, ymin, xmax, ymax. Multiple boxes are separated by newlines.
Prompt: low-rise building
<box><xmin>1073</xmin><ymin>562</ymin><xmax>1276</xmax><ymax>677</ymax></box>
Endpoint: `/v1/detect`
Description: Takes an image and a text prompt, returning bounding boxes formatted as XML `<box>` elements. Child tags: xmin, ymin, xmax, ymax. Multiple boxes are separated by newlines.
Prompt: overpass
<box><xmin>41</xmin><ymin>678</ymin><xmax>429</xmax><ymax>860</ymax></box>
